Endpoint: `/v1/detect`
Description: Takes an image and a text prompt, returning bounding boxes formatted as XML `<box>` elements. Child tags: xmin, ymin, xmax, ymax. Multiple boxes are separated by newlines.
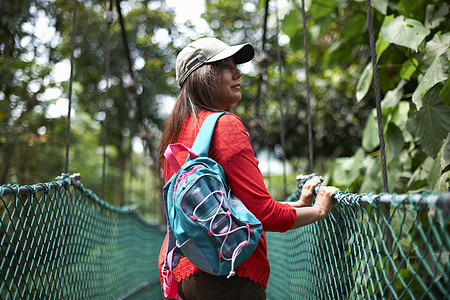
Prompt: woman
<box><xmin>158</xmin><ymin>37</ymin><xmax>339</xmax><ymax>299</ymax></box>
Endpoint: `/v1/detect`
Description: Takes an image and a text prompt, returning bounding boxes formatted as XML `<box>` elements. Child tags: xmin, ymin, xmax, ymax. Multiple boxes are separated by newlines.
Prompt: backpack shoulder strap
<box><xmin>191</xmin><ymin>112</ymin><xmax>224</xmax><ymax>157</ymax></box>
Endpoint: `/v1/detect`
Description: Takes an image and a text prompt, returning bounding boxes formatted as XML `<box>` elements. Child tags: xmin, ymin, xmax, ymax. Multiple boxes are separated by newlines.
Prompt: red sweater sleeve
<box><xmin>210</xmin><ymin>113</ymin><xmax>296</xmax><ymax>232</ymax></box>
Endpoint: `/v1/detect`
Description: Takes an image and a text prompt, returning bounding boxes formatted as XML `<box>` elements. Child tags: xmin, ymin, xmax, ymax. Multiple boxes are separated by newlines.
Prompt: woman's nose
<box><xmin>233</xmin><ymin>66</ymin><xmax>242</xmax><ymax>78</ymax></box>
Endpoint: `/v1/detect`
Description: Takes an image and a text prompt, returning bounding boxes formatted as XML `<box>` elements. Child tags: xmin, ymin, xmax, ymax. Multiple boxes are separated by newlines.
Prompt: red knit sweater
<box><xmin>158</xmin><ymin>110</ymin><xmax>297</xmax><ymax>288</ymax></box>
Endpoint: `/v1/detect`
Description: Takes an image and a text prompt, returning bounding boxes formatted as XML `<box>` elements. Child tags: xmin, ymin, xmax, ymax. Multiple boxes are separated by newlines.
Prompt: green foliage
<box><xmin>356</xmin><ymin>14</ymin><xmax>392</xmax><ymax>102</ymax></box>
<box><xmin>408</xmin><ymin>90</ymin><xmax>450</xmax><ymax>157</ymax></box>
<box><xmin>412</xmin><ymin>33</ymin><xmax>450</xmax><ymax>108</ymax></box>
<box><xmin>428</xmin><ymin>133</ymin><xmax>450</xmax><ymax>192</ymax></box>
<box><xmin>327</xmin><ymin>0</ymin><xmax>449</xmax><ymax>194</ymax></box>
<box><xmin>357</xmin><ymin>63</ymin><xmax>374</xmax><ymax>102</ymax></box>
<box><xmin>205</xmin><ymin>0</ymin><xmax>375</xmax><ymax>164</ymax></box>
<box><xmin>380</xmin><ymin>16</ymin><xmax>430</xmax><ymax>51</ymax></box>
<box><xmin>1</xmin><ymin>0</ymin><xmax>449</xmax><ymax>223</ymax></box>
<box><xmin>0</xmin><ymin>0</ymin><xmax>178</xmax><ymax>221</ymax></box>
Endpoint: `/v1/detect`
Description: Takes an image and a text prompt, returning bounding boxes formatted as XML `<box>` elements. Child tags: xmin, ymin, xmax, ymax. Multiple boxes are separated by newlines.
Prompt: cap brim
<box><xmin>206</xmin><ymin>43</ymin><xmax>254</xmax><ymax>65</ymax></box>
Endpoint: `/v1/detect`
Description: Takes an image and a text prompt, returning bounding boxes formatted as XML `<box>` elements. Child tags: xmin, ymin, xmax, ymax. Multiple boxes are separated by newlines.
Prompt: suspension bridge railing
<box><xmin>267</xmin><ymin>180</ymin><xmax>450</xmax><ymax>300</ymax></box>
<box><xmin>0</xmin><ymin>174</ymin><xmax>165</xmax><ymax>299</ymax></box>
<box><xmin>2</xmin><ymin>174</ymin><xmax>449</xmax><ymax>299</ymax></box>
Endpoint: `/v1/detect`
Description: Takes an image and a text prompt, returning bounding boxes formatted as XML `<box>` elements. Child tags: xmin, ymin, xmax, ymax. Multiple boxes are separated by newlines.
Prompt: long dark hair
<box><xmin>157</xmin><ymin>62</ymin><xmax>224</xmax><ymax>173</ymax></box>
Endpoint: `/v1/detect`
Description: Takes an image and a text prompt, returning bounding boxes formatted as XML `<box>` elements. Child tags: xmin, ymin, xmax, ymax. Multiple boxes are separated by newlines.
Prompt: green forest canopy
<box><xmin>0</xmin><ymin>0</ymin><xmax>449</xmax><ymax>222</ymax></box>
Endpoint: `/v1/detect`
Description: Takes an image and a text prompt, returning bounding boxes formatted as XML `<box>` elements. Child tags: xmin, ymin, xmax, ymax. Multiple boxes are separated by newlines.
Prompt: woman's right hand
<box><xmin>289</xmin><ymin>184</ymin><xmax>340</xmax><ymax>229</ymax></box>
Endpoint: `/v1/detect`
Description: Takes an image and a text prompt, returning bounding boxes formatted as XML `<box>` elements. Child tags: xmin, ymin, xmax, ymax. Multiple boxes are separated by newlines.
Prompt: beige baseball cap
<box><xmin>175</xmin><ymin>37</ymin><xmax>255</xmax><ymax>88</ymax></box>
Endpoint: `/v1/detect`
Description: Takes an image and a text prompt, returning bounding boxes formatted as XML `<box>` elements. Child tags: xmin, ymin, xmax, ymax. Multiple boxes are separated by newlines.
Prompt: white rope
<box><xmin>188</xmin><ymin>188</ymin><xmax>252</xmax><ymax>275</ymax></box>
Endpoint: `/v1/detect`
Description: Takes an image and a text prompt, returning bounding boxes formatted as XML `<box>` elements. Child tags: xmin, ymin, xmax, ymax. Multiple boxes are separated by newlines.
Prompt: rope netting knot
<box><xmin>0</xmin><ymin>184</ymin><xmax>16</xmax><ymax>197</ymax></box>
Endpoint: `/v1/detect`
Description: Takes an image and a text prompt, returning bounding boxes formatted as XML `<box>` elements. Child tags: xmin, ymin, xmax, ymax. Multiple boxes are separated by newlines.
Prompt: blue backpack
<box><xmin>162</xmin><ymin>112</ymin><xmax>263</xmax><ymax>299</ymax></box>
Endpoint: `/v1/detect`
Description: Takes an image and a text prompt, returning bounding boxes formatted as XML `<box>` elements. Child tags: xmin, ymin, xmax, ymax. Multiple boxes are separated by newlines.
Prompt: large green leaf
<box><xmin>429</xmin><ymin>153</ymin><xmax>443</xmax><ymax>191</ymax></box>
<box><xmin>428</xmin><ymin>133</ymin><xmax>450</xmax><ymax>190</ymax></box>
<box><xmin>375</xmin><ymin>34</ymin><xmax>390</xmax><ymax>61</ymax></box>
<box><xmin>412</xmin><ymin>34</ymin><xmax>450</xmax><ymax>109</ymax></box>
<box><xmin>362</xmin><ymin>100</ymin><xmax>409</xmax><ymax>155</ymax></box>
<box><xmin>356</xmin><ymin>63</ymin><xmax>373</xmax><ymax>102</ymax></box>
<box><xmin>362</xmin><ymin>111</ymin><xmax>379</xmax><ymax>151</ymax></box>
<box><xmin>399</xmin><ymin>58</ymin><xmax>418</xmax><ymax>80</ymax></box>
<box><xmin>386</xmin><ymin>123</ymin><xmax>404</xmax><ymax>163</ymax></box>
<box><xmin>441</xmin><ymin>133</ymin><xmax>450</xmax><ymax>171</ymax></box>
<box><xmin>372</xmin><ymin>0</ymin><xmax>388</xmax><ymax>15</ymax></box>
<box><xmin>423</xmin><ymin>33</ymin><xmax>450</xmax><ymax>66</ymax></box>
<box><xmin>382</xmin><ymin>80</ymin><xmax>406</xmax><ymax>108</ymax></box>
<box><xmin>408</xmin><ymin>90</ymin><xmax>450</xmax><ymax>157</ymax></box>
<box><xmin>380</xmin><ymin>16</ymin><xmax>430</xmax><ymax>51</ymax></box>
<box><xmin>389</xmin><ymin>101</ymin><xmax>410</xmax><ymax>132</ymax></box>
<box><xmin>412</xmin><ymin>56</ymin><xmax>449</xmax><ymax>109</ymax></box>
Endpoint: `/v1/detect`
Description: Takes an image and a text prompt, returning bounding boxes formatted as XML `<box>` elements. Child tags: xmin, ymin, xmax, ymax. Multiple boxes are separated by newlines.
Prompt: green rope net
<box><xmin>267</xmin><ymin>178</ymin><xmax>450</xmax><ymax>299</ymax></box>
<box><xmin>2</xmin><ymin>174</ymin><xmax>449</xmax><ymax>299</ymax></box>
<box><xmin>0</xmin><ymin>174</ymin><xmax>165</xmax><ymax>299</ymax></box>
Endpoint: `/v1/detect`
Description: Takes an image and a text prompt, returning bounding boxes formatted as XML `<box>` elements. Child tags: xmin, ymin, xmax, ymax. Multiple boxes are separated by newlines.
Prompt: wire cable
<box><xmin>65</xmin><ymin>0</ymin><xmax>78</xmax><ymax>174</ymax></box>
<box><xmin>364</xmin><ymin>0</ymin><xmax>393</xmax><ymax>296</ymax></box>
<box><xmin>300</xmin><ymin>0</ymin><xmax>314</xmax><ymax>173</ymax></box>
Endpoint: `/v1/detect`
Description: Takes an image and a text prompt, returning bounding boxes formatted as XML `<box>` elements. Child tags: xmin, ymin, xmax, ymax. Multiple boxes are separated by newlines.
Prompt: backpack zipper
<box><xmin>173</xmin><ymin>165</ymin><xmax>203</xmax><ymax>199</ymax></box>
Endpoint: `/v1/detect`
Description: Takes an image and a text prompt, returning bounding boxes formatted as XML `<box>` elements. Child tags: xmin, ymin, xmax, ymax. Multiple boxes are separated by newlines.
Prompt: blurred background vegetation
<box><xmin>1</xmin><ymin>0</ymin><xmax>449</xmax><ymax>224</ymax></box>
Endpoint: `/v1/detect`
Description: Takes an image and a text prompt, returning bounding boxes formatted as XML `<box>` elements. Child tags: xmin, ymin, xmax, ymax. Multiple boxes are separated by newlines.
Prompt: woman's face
<box><xmin>210</xmin><ymin>58</ymin><xmax>243</xmax><ymax>110</ymax></box>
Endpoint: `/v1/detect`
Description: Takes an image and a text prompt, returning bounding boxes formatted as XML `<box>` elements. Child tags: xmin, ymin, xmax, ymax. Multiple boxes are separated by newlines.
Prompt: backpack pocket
<box><xmin>179</xmin><ymin>174</ymin><xmax>258</xmax><ymax>275</ymax></box>
<box><xmin>177</xmin><ymin>238</ymin><xmax>214</xmax><ymax>274</ymax></box>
